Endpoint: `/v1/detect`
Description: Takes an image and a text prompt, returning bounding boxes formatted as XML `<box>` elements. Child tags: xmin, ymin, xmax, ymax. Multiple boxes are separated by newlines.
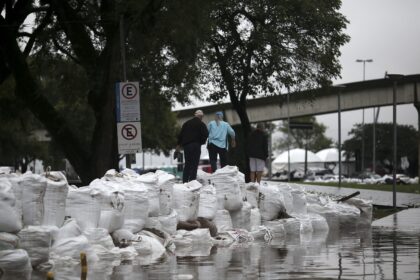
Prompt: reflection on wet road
<box><xmin>24</xmin><ymin>228</ymin><xmax>420</xmax><ymax>280</ymax></box>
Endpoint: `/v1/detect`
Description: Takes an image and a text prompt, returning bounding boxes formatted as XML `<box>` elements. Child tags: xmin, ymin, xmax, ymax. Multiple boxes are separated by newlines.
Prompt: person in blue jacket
<box><xmin>207</xmin><ymin>112</ymin><xmax>236</xmax><ymax>172</ymax></box>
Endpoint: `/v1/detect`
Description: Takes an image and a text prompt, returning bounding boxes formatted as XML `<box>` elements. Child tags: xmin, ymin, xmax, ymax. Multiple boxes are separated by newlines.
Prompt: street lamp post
<box><xmin>356</xmin><ymin>59</ymin><xmax>373</xmax><ymax>173</ymax></box>
<box><xmin>385</xmin><ymin>73</ymin><xmax>404</xmax><ymax>210</ymax></box>
<box><xmin>335</xmin><ymin>85</ymin><xmax>346</xmax><ymax>188</ymax></box>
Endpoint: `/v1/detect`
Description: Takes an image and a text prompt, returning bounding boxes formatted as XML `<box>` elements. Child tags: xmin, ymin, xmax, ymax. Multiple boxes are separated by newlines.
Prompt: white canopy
<box><xmin>273</xmin><ymin>148</ymin><xmax>321</xmax><ymax>164</ymax></box>
<box><xmin>316</xmin><ymin>148</ymin><xmax>344</xmax><ymax>163</ymax></box>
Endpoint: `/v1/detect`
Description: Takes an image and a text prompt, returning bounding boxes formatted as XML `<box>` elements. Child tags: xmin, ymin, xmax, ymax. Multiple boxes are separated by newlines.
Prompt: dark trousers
<box><xmin>208</xmin><ymin>143</ymin><xmax>227</xmax><ymax>172</ymax></box>
<box><xmin>183</xmin><ymin>142</ymin><xmax>201</xmax><ymax>183</ymax></box>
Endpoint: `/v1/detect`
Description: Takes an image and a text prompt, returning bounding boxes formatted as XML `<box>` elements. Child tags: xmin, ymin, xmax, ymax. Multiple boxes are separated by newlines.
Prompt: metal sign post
<box><xmin>115</xmin><ymin>82</ymin><xmax>142</xmax><ymax>166</ymax></box>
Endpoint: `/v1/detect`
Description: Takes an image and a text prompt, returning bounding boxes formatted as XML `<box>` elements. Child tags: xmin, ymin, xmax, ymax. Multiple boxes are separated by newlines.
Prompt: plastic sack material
<box><xmin>345</xmin><ymin>198</ymin><xmax>373</xmax><ymax>227</ymax></box>
<box><xmin>156</xmin><ymin>170</ymin><xmax>175</xmax><ymax>216</ymax></box>
<box><xmin>230</xmin><ymin>202</ymin><xmax>252</xmax><ymax>231</ymax></box>
<box><xmin>262</xmin><ymin>221</ymin><xmax>286</xmax><ymax>239</ymax></box>
<box><xmin>0</xmin><ymin>232</ymin><xmax>19</xmax><ymax>250</ymax></box>
<box><xmin>173</xmin><ymin>229</ymin><xmax>213</xmax><ymax>246</ymax></box>
<box><xmin>250</xmin><ymin>208</ymin><xmax>261</xmax><ymax>231</ymax></box>
<box><xmin>158</xmin><ymin>209</ymin><xmax>178</xmax><ymax>235</ymax></box>
<box><xmin>0</xmin><ymin>190</ymin><xmax>22</xmax><ymax>233</ymax></box>
<box><xmin>243</xmin><ymin>183</ymin><xmax>259</xmax><ymax>209</ymax></box>
<box><xmin>258</xmin><ymin>183</ymin><xmax>285</xmax><ymax>222</ymax></box>
<box><xmin>277</xmin><ymin>184</ymin><xmax>294</xmax><ymax>214</ymax></box>
<box><xmin>213</xmin><ymin>210</ymin><xmax>233</xmax><ymax>232</ymax></box>
<box><xmin>210</xmin><ymin>166</ymin><xmax>243</xmax><ymax>211</ymax></box>
<box><xmin>172</xmin><ymin>180</ymin><xmax>201</xmax><ymax>222</ymax></box>
<box><xmin>120</xmin><ymin>186</ymin><xmax>149</xmax><ymax>233</ymax></box>
<box><xmin>0</xmin><ymin>249</ymin><xmax>32</xmax><ymax>272</ymax></box>
<box><xmin>132</xmin><ymin>232</ymin><xmax>166</xmax><ymax>258</ymax></box>
<box><xmin>291</xmin><ymin>188</ymin><xmax>307</xmax><ymax>215</ymax></box>
<box><xmin>135</xmin><ymin>173</ymin><xmax>160</xmax><ymax>216</ymax></box>
<box><xmin>197</xmin><ymin>184</ymin><xmax>218</xmax><ymax>220</ymax></box>
<box><xmin>18</xmin><ymin>226</ymin><xmax>57</xmax><ymax>267</ymax></box>
<box><xmin>42</xmin><ymin>172</ymin><xmax>69</xmax><ymax>227</ymax></box>
<box><xmin>84</xmin><ymin>228</ymin><xmax>119</xmax><ymax>262</ymax></box>
<box><xmin>20</xmin><ymin>173</ymin><xmax>47</xmax><ymax>226</ymax></box>
<box><xmin>65</xmin><ymin>187</ymin><xmax>101</xmax><ymax>231</ymax></box>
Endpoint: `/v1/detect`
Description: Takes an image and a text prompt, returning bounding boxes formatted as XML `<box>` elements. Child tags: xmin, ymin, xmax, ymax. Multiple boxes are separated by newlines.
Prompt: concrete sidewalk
<box><xmin>287</xmin><ymin>183</ymin><xmax>420</xmax><ymax>207</ymax></box>
<box><xmin>373</xmin><ymin>208</ymin><xmax>420</xmax><ymax>232</ymax></box>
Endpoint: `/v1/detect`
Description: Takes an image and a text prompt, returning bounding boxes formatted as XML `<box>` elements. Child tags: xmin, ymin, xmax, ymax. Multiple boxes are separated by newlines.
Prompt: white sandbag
<box><xmin>197</xmin><ymin>184</ymin><xmax>218</xmax><ymax>220</ymax></box>
<box><xmin>278</xmin><ymin>218</ymin><xmax>301</xmax><ymax>237</ymax></box>
<box><xmin>307</xmin><ymin>213</ymin><xmax>329</xmax><ymax>232</ymax></box>
<box><xmin>112</xmin><ymin>229</ymin><xmax>136</xmax><ymax>245</ymax></box>
<box><xmin>98</xmin><ymin>210</ymin><xmax>124</xmax><ymax>233</ymax></box>
<box><xmin>295</xmin><ymin>215</ymin><xmax>313</xmax><ymax>235</ymax></box>
<box><xmin>156</xmin><ymin>170</ymin><xmax>175</xmax><ymax>216</ymax></box>
<box><xmin>173</xmin><ymin>229</ymin><xmax>213</xmax><ymax>246</ymax></box>
<box><xmin>291</xmin><ymin>188</ymin><xmax>307</xmax><ymax>214</ymax></box>
<box><xmin>262</xmin><ymin>221</ymin><xmax>286</xmax><ymax>239</ymax></box>
<box><xmin>0</xmin><ymin>232</ymin><xmax>19</xmax><ymax>250</ymax></box>
<box><xmin>210</xmin><ymin>167</ymin><xmax>243</xmax><ymax>211</ymax></box>
<box><xmin>20</xmin><ymin>173</ymin><xmax>47</xmax><ymax>226</ymax></box>
<box><xmin>65</xmin><ymin>187</ymin><xmax>100</xmax><ymax>230</ymax></box>
<box><xmin>230</xmin><ymin>201</ymin><xmax>252</xmax><ymax>231</ymax></box>
<box><xmin>196</xmin><ymin>169</ymin><xmax>211</xmax><ymax>185</ymax></box>
<box><xmin>18</xmin><ymin>226</ymin><xmax>57</xmax><ymax>267</ymax></box>
<box><xmin>136</xmin><ymin>173</ymin><xmax>160</xmax><ymax>216</ymax></box>
<box><xmin>345</xmin><ymin>198</ymin><xmax>373</xmax><ymax>227</ymax></box>
<box><xmin>42</xmin><ymin>172</ymin><xmax>69</xmax><ymax>227</ymax></box>
<box><xmin>144</xmin><ymin>217</ymin><xmax>163</xmax><ymax>231</ymax></box>
<box><xmin>243</xmin><ymin>183</ymin><xmax>259</xmax><ymax>209</ymax></box>
<box><xmin>158</xmin><ymin>209</ymin><xmax>178</xmax><ymax>235</ymax></box>
<box><xmin>51</xmin><ymin>235</ymin><xmax>98</xmax><ymax>263</ymax></box>
<box><xmin>308</xmin><ymin>202</ymin><xmax>360</xmax><ymax>230</ymax></box>
<box><xmin>172</xmin><ymin>180</ymin><xmax>201</xmax><ymax>222</ymax></box>
<box><xmin>258</xmin><ymin>183</ymin><xmax>285</xmax><ymax>222</ymax></box>
<box><xmin>132</xmin><ymin>233</ymin><xmax>166</xmax><ymax>257</ymax></box>
<box><xmin>213</xmin><ymin>210</ymin><xmax>233</xmax><ymax>232</ymax></box>
<box><xmin>121</xmin><ymin>187</ymin><xmax>149</xmax><ymax>233</ymax></box>
<box><xmin>250</xmin><ymin>208</ymin><xmax>261</xmax><ymax>231</ymax></box>
<box><xmin>119</xmin><ymin>246</ymin><xmax>138</xmax><ymax>261</ymax></box>
<box><xmin>0</xmin><ymin>249</ymin><xmax>32</xmax><ymax>272</ymax></box>
<box><xmin>1</xmin><ymin>174</ymin><xmax>23</xmax><ymax>220</ymax></box>
<box><xmin>277</xmin><ymin>184</ymin><xmax>294</xmax><ymax>214</ymax></box>
<box><xmin>0</xmin><ymin>194</ymin><xmax>22</xmax><ymax>233</ymax></box>
<box><xmin>84</xmin><ymin>228</ymin><xmax>119</xmax><ymax>262</ymax></box>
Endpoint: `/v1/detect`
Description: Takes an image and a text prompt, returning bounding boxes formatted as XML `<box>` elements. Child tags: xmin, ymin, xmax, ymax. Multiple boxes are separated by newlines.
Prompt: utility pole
<box><xmin>386</xmin><ymin>73</ymin><xmax>404</xmax><ymax>210</ymax></box>
<box><xmin>356</xmin><ymin>59</ymin><xmax>373</xmax><ymax>173</ymax></box>
<box><xmin>335</xmin><ymin>85</ymin><xmax>346</xmax><ymax>188</ymax></box>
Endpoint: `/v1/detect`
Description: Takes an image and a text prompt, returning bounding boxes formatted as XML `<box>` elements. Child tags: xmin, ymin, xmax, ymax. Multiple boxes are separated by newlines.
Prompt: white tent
<box><xmin>272</xmin><ymin>148</ymin><xmax>323</xmax><ymax>174</ymax></box>
<box><xmin>316</xmin><ymin>148</ymin><xmax>344</xmax><ymax>162</ymax></box>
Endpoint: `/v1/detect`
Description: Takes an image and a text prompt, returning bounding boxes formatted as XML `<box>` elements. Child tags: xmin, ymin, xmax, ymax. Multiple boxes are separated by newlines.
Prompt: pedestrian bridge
<box><xmin>175</xmin><ymin>74</ymin><xmax>420</xmax><ymax>125</ymax></box>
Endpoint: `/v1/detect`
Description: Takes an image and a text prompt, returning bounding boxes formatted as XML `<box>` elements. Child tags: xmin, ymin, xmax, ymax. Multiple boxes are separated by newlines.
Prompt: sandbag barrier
<box><xmin>0</xmin><ymin>166</ymin><xmax>373</xmax><ymax>277</ymax></box>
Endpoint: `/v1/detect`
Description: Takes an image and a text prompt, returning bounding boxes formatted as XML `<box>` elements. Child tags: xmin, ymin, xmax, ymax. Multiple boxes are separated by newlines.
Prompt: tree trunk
<box><xmin>86</xmin><ymin>27</ymin><xmax>121</xmax><ymax>182</ymax></box>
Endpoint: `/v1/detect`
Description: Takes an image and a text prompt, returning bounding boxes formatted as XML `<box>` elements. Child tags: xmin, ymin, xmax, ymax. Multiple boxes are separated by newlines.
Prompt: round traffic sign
<box><xmin>121</xmin><ymin>83</ymin><xmax>138</xmax><ymax>99</ymax></box>
<box><xmin>121</xmin><ymin>124</ymin><xmax>138</xmax><ymax>140</ymax></box>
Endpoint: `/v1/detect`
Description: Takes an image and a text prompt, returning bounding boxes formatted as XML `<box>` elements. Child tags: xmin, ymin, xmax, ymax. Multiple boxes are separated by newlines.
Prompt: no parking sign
<box><xmin>115</xmin><ymin>82</ymin><xmax>142</xmax><ymax>154</ymax></box>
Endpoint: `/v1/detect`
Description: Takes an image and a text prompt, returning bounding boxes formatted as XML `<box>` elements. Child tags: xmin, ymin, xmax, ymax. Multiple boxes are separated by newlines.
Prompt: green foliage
<box><xmin>343</xmin><ymin>123</ymin><xmax>418</xmax><ymax>175</ymax></box>
<box><xmin>275</xmin><ymin>116</ymin><xmax>333</xmax><ymax>152</ymax></box>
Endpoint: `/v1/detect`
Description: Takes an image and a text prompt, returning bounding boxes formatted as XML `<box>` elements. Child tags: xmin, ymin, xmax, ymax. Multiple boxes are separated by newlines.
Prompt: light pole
<box><xmin>335</xmin><ymin>85</ymin><xmax>346</xmax><ymax>188</ymax></box>
<box><xmin>385</xmin><ymin>73</ymin><xmax>404</xmax><ymax>210</ymax></box>
<box><xmin>356</xmin><ymin>59</ymin><xmax>373</xmax><ymax>173</ymax></box>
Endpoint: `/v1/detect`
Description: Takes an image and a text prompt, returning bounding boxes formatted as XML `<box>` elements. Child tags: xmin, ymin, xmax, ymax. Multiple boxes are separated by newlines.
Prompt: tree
<box><xmin>200</xmin><ymin>0</ymin><xmax>349</xmax><ymax>177</ymax></box>
<box><xmin>0</xmin><ymin>0</ymin><xmax>213</xmax><ymax>183</ymax></box>
<box><xmin>343</xmin><ymin>123</ymin><xmax>418</xmax><ymax>176</ymax></box>
<box><xmin>275</xmin><ymin>116</ymin><xmax>333</xmax><ymax>152</ymax></box>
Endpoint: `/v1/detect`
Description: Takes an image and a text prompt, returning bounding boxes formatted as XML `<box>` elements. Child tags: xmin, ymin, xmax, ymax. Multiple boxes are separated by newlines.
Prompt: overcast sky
<box><xmin>318</xmin><ymin>0</ymin><xmax>420</xmax><ymax>141</ymax></box>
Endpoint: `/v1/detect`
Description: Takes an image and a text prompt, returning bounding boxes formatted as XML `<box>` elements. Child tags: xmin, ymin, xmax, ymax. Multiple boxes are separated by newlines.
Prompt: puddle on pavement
<box><xmin>8</xmin><ymin>228</ymin><xmax>420</xmax><ymax>280</ymax></box>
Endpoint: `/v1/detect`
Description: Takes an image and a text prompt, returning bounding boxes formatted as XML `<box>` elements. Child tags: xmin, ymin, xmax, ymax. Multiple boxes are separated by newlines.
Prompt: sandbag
<box><xmin>277</xmin><ymin>218</ymin><xmax>301</xmax><ymax>237</ymax></box>
<box><xmin>250</xmin><ymin>208</ymin><xmax>261</xmax><ymax>231</ymax></box>
<box><xmin>230</xmin><ymin>201</ymin><xmax>252</xmax><ymax>231</ymax></box>
<box><xmin>0</xmin><ymin>232</ymin><xmax>19</xmax><ymax>250</ymax></box>
<box><xmin>277</xmin><ymin>184</ymin><xmax>294</xmax><ymax>214</ymax></box>
<box><xmin>132</xmin><ymin>232</ymin><xmax>166</xmax><ymax>257</ymax></box>
<box><xmin>291</xmin><ymin>188</ymin><xmax>307</xmax><ymax>214</ymax></box>
<box><xmin>55</xmin><ymin>219</ymin><xmax>82</xmax><ymax>241</ymax></box>
<box><xmin>0</xmin><ymin>249</ymin><xmax>32</xmax><ymax>272</ymax></box>
<box><xmin>121</xmin><ymin>187</ymin><xmax>149</xmax><ymax>233</ymax></box>
<box><xmin>51</xmin><ymin>235</ymin><xmax>98</xmax><ymax>263</ymax></box>
<box><xmin>345</xmin><ymin>197</ymin><xmax>373</xmax><ymax>227</ymax></box>
<box><xmin>65</xmin><ymin>187</ymin><xmax>101</xmax><ymax>230</ymax></box>
<box><xmin>258</xmin><ymin>183</ymin><xmax>285</xmax><ymax>222</ymax></box>
<box><xmin>42</xmin><ymin>172</ymin><xmax>69</xmax><ymax>227</ymax></box>
<box><xmin>1</xmin><ymin>174</ymin><xmax>23</xmax><ymax>221</ymax></box>
<box><xmin>262</xmin><ymin>221</ymin><xmax>286</xmax><ymax>239</ymax></box>
<box><xmin>18</xmin><ymin>226</ymin><xmax>57</xmax><ymax>267</ymax></box>
<box><xmin>197</xmin><ymin>184</ymin><xmax>218</xmax><ymax>220</ymax></box>
<box><xmin>84</xmin><ymin>228</ymin><xmax>119</xmax><ymax>262</ymax></box>
<box><xmin>145</xmin><ymin>217</ymin><xmax>163</xmax><ymax>231</ymax></box>
<box><xmin>156</xmin><ymin>170</ymin><xmax>175</xmax><ymax>216</ymax></box>
<box><xmin>213</xmin><ymin>210</ymin><xmax>233</xmax><ymax>232</ymax></box>
<box><xmin>0</xmin><ymin>193</ymin><xmax>22</xmax><ymax>233</ymax></box>
<box><xmin>307</xmin><ymin>213</ymin><xmax>329</xmax><ymax>232</ymax></box>
<box><xmin>158</xmin><ymin>209</ymin><xmax>178</xmax><ymax>235</ymax></box>
<box><xmin>243</xmin><ymin>183</ymin><xmax>259</xmax><ymax>209</ymax></box>
<box><xmin>172</xmin><ymin>181</ymin><xmax>201</xmax><ymax>222</ymax></box>
<box><xmin>135</xmin><ymin>172</ymin><xmax>160</xmax><ymax>216</ymax></box>
<box><xmin>112</xmin><ymin>229</ymin><xmax>136</xmax><ymax>246</ymax></box>
<box><xmin>173</xmin><ymin>229</ymin><xmax>213</xmax><ymax>246</ymax></box>
<box><xmin>20</xmin><ymin>173</ymin><xmax>47</xmax><ymax>226</ymax></box>
<box><xmin>210</xmin><ymin>166</ymin><xmax>243</xmax><ymax>211</ymax></box>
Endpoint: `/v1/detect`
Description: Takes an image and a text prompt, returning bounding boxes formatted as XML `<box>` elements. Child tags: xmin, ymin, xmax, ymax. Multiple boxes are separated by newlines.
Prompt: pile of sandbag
<box><xmin>0</xmin><ymin>166</ymin><xmax>373</xmax><ymax>274</ymax></box>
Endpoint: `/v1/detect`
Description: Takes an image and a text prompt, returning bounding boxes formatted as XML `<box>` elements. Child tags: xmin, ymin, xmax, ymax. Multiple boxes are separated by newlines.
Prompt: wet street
<box><xmin>24</xmin><ymin>227</ymin><xmax>420</xmax><ymax>280</ymax></box>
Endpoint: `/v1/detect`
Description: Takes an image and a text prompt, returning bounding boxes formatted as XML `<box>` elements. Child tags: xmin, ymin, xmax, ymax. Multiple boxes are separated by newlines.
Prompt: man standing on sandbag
<box><xmin>177</xmin><ymin>110</ymin><xmax>208</xmax><ymax>183</ymax></box>
<box><xmin>247</xmin><ymin>123</ymin><xmax>268</xmax><ymax>183</ymax></box>
<box><xmin>207</xmin><ymin>111</ymin><xmax>236</xmax><ymax>172</ymax></box>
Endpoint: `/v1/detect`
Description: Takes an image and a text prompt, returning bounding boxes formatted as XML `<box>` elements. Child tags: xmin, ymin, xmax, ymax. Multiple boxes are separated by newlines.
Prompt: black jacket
<box><xmin>247</xmin><ymin>129</ymin><xmax>268</xmax><ymax>160</ymax></box>
<box><xmin>177</xmin><ymin>117</ymin><xmax>208</xmax><ymax>146</ymax></box>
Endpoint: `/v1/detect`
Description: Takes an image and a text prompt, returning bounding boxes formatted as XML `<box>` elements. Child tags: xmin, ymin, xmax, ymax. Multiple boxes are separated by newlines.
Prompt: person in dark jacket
<box><xmin>247</xmin><ymin>123</ymin><xmax>268</xmax><ymax>183</ymax></box>
<box><xmin>177</xmin><ymin>110</ymin><xmax>208</xmax><ymax>183</ymax></box>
